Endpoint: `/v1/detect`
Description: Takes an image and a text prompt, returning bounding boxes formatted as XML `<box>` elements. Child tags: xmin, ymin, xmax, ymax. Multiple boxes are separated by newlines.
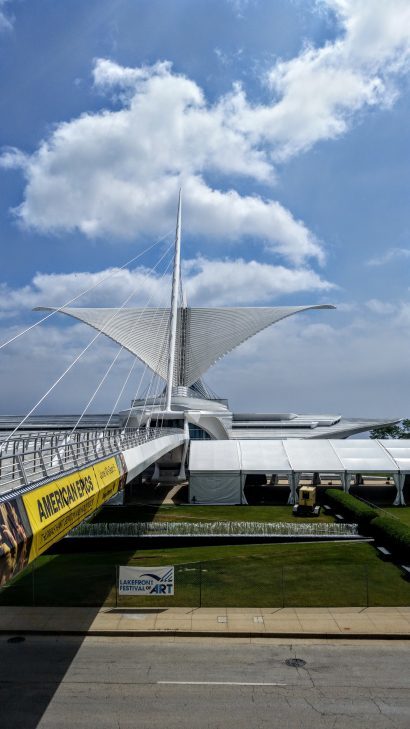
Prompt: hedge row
<box><xmin>325</xmin><ymin>488</ymin><xmax>410</xmax><ymax>562</ymax></box>
<box><xmin>325</xmin><ymin>489</ymin><xmax>378</xmax><ymax>527</ymax></box>
<box><xmin>371</xmin><ymin>516</ymin><xmax>410</xmax><ymax>563</ymax></box>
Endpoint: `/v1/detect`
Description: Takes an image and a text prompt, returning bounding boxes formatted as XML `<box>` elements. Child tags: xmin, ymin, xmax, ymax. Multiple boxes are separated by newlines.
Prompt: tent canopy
<box><xmin>189</xmin><ymin>441</ymin><xmax>241</xmax><ymax>472</ymax></box>
<box><xmin>378</xmin><ymin>440</ymin><xmax>410</xmax><ymax>473</ymax></box>
<box><xmin>239</xmin><ymin>440</ymin><xmax>290</xmax><ymax>474</ymax></box>
<box><xmin>189</xmin><ymin>439</ymin><xmax>408</xmax><ymax>475</ymax></box>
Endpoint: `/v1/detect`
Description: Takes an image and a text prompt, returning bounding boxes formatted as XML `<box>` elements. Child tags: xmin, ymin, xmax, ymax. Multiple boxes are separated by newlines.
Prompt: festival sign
<box><xmin>118</xmin><ymin>565</ymin><xmax>174</xmax><ymax>595</ymax></box>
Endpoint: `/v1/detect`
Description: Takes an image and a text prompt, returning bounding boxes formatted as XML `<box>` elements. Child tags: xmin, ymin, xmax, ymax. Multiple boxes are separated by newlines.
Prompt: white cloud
<box><xmin>2</xmin><ymin>0</ymin><xmax>410</xmax><ymax>265</ymax></box>
<box><xmin>206</xmin><ymin>309</ymin><xmax>410</xmax><ymax>417</ymax></box>
<box><xmin>184</xmin><ymin>256</ymin><xmax>334</xmax><ymax>305</ymax></box>
<box><xmin>0</xmin><ymin>256</ymin><xmax>334</xmax><ymax>320</ymax></box>
<box><xmin>225</xmin><ymin>0</ymin><xmax>255</xmax><ymax>18</ymax></box>
<box><xmin>0</xmin><ymin>0</ymin><xmax>13</xmax><ymax>32</ymax></box>
<box><xmin>3</xmin><ymin>276</ymin><xmax>410</xmax><ymax>418</ymax></box>
<box><xmin>366</xmin><ymin>299</ymin><xmax>396</xmax><ymax>315</ymax></box>
<box><xmin>223</xmin><ymin>0</ymin><xmax>410</xmax><ymax>160</ymax></box>
<box><xmin>0</xmin><ymin>320</ymin><xmax>148</xmax><ymax>414</ymax></box>
<box><xmin>367</xmin><ymin>247</ymin><xmax>410</xmax><ymax>266</ymax></box>
<box><xmin>3</xmin><ymin>59</ymin><xmax>322</xmax><ymax>264</ymax></box>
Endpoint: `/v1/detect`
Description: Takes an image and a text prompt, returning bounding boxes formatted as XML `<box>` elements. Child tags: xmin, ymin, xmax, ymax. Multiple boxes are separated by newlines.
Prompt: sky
<box><xmin>1</xmin><ymin>0</ymin><xmax>410</xmax><ymax>419</ymax></box>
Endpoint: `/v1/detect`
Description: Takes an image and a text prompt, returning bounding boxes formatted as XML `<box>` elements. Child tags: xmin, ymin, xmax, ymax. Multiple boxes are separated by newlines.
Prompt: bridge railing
<box><xmin>0</xmin><ymin>427</ymin><xmax>183</xmax><ymax>495</ymax></box>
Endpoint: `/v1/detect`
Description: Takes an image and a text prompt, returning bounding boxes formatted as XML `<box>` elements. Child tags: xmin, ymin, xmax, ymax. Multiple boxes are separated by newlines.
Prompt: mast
<box><xmin>165</xmin><ymin>189</ymin><xmax>182</xmax><ymax>411</ymax></box>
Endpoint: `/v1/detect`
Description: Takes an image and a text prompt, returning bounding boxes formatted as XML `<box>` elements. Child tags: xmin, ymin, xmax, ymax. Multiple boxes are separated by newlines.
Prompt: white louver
<box><xmin>35</xmin><ymin>304</ymin><xmax>334</xmax><ymax>386</ymax></box>
<box><xmin>184</xmin><ymin>306</ymin><xmax>332</xmax><ymax>386</ymax></box>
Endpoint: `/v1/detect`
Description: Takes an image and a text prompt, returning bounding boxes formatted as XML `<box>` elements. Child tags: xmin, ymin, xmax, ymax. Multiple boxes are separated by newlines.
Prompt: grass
<box><xmin>91</xmin><ymin>504</ymin><xmax>334</xmax><ymax>524</ymax></box>
<box><xmin>381</xmin><ymin>507</ymin><xmax>410</xmax><ymax>527</ymax></box>
<box><xmin>1</xmin><ymin>541</ymin><xmax>409</xmax><ymax>608</ymax></box>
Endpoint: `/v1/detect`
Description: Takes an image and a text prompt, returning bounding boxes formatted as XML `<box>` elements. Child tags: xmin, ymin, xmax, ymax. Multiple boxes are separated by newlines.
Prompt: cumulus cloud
<box><xmin>3</xmin><ymin>58</ymin><xmax>322</xmax><ymax>264</ymax></box>
<box><xmin>365</xmin><ymin>299</ymin><xmax>396</xmax><ymax>315</ymax></box>
<box><xmin>0</xmin><ymin>320</ymin><xmax>147</xmax><ymax>414</ymax></box>
<box><xmin>2</xmin><ymin>305</ymin><xmax>408</xmax><ymax>417</ymax></box>
<box><xmin>228</xmin><ymin>0</ymin><xmax>410</xmax><ymax>159</ymax></box>
<box><xmin>184</xmin><ymin>256</ymin><xmax>334</xmax><ymax>305</ymax></box>
<box><xmin>367</xmin><ymin>247</ymin><xmax>410</xmax><ymax>266</ymax></box>
<box><xmin>2</xmin><ymin>0</ymin><xmax>410</xmax><ymax>267</ymax></box>
<box><xmin>206</xmin><ymin>308</ymin><xmax>410</xmax><ymax>417</ymax></box>
<box><xmin>2</xmin><ymin>274</ymin><xmax>410</xmax><ymax>418</ymax></box>
<box><xmin>0</xmin><ymin>254</ymin><xmax>334</xmax><ymax>414</ymax></box>
<box><xmin>0</xmin><ymin>255</ymin><xmax>334</xmax><ymax>320</ymax></box>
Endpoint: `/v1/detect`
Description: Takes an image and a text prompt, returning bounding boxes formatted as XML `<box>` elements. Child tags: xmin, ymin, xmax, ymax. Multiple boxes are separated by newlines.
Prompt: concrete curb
<box><xmin>1</xmin><ymin>628</ymin><xmax>410</xmax><ymax>640</ymax></box>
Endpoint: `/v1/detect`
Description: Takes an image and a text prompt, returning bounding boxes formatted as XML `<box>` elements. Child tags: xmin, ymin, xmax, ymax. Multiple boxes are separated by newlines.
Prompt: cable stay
<box><xmin>73</xmin><ymin>246</ymin><xmax>176</xmax><ymax>435</ymax></box>
<box><xmin>0</xmin><ymin>239</ymin><xmax>174</xmax><ymax>450</ymax></box>
<box><xmin>0</xmin><ymin>229</ymin><xmax>173</xmax><ymax>352</ymax></box>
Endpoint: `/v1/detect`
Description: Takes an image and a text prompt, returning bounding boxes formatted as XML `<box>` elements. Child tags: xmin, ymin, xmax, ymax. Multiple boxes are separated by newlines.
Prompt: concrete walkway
<box><xmin>1</xmin><ymin>606</ymin><xmax>410</xmax><ymax>638</ymax></box>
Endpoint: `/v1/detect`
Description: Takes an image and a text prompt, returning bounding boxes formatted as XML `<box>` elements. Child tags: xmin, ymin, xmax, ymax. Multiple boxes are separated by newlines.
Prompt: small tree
<box><xmin>369</xmin><ymin>419</ymin><xmax>410</xmax><ymax>439</ymax></box>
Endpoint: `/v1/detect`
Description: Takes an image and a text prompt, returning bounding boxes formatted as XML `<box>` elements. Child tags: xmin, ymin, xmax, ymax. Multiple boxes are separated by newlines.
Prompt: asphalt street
<box><xmin>1</xmin><ymin>635</ymin><xmax>410</xmax><ymax>728</ymax></box>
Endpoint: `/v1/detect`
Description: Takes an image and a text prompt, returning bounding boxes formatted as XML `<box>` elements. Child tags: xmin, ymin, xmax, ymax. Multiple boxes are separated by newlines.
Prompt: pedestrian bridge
<box><xmin>0</xmin><ymin>427</ymin><xmax>185</xmax><ymax>587</ymax></box>
<box><xmin>0</xmin><ymin>426</ymin><xmax>185</xmax><ymax>496</ymax></box>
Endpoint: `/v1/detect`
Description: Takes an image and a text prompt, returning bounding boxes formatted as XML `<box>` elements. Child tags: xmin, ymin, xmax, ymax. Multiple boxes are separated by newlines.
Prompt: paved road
<box><xmin>1</xmin><ymin>635</ymin><xmax>410</xmax><ymax>728</ymax></box>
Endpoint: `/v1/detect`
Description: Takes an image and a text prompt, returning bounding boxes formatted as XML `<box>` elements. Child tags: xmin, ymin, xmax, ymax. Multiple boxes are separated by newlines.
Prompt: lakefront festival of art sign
<box><xmin>118</xmin><ymin>565</ymin><xmax>174</xmax><ymax>595</ymax></box>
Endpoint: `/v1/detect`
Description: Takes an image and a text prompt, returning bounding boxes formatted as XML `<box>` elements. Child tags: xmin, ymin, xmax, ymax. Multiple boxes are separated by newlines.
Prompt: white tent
<box><xmin>188</xmin><ymin>439</ymin><xmax>409</xmax><ymax>505</ymax></box>
<box><xmin>189</xmin><ymin>441</ymin><xmax>242</xmax><ymax>504</ymax></box>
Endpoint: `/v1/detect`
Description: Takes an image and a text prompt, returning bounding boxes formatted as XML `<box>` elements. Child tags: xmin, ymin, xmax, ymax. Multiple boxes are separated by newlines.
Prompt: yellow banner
<box><xmin>23</xmin><ymin>456</ymin><xmax>121</xmax><ymax>560</ymax></box>
<box><xmin>94</xmin><ymin>457</ymin><xmax>121</xmax><ymax>506</ymax></box>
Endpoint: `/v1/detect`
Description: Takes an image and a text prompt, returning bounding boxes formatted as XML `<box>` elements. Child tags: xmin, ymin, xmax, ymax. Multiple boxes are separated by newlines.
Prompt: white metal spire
<box><xmin>165</xmin><ymin>189</ymin><xmax>182</xmax><ymax>411</ymax></box>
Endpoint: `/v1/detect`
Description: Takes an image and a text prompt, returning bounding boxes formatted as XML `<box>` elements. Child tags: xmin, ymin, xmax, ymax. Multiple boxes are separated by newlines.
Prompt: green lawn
<box><xmin>381</xmin><ymin>507</ymin><xmax>410</xmax><ymax>526</ymax></box>
<box><xmin>1</xmin><ymin>541</ymin><xmax>409</xmax><ymax>608</ymax></box>
<box><xmin>91</xmin><ymin>504</ymin><xmax>334</xmax><ymax>524</ymax></box>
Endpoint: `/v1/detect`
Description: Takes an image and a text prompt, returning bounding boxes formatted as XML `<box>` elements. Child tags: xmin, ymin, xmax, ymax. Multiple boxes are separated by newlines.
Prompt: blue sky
<box><xmin>1</xmin><ymin>0</ymin><xmax>410</xmax><ymax>418</ymax></box>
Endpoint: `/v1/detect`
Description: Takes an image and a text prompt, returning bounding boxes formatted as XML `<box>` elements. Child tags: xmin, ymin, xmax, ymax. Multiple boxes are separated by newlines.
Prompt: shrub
<box><xmin>325</xmin><ymin>489</ymin><xmax>378</xmax><ymax>528</ymax></box>
<box><xmin>371</xmin><ymin>516</ymin><xmax>410</xmax><ymax>562</ymax></box>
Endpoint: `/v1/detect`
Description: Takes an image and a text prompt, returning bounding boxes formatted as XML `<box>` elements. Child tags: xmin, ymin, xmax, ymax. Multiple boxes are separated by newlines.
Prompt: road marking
<box><xmin>157</xmin><ymin>681</ymin><xmax>287</xmax><ymax>686</ymax></box>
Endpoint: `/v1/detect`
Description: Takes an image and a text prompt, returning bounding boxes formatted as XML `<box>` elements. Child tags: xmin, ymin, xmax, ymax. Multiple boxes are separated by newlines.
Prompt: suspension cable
<box><xmin>72</xmin><ymin>247</ymin><xmax>175</xmax><ymax>435</ymax></box>
<box><xmin>122</xmin><ymin>288</ymin><xmax>172</xmax><ymax>431</ymax></box>
<box><xmin>103</xmin><ymin>251</ymin><xmax>175</xmax><ymax>432</ymax></box>
<box><xmin>0</xmin><ymin>230</ymin><xmax>173</xmax><ymax>351</ymax></box>
<box><xmin>0</xmin><ymin>240</ymin><xmax>174</xmax><ymax>449</ymax></box>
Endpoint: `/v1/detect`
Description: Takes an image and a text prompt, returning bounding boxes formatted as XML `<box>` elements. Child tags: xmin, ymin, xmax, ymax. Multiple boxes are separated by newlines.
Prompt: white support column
<box><xmin>165</xmin><ymin>190</ymin><xmax>182</xmax><ymax>412</ymax></box>
<box><xmin>288</xmin><ymin>472</ymin><xmax>300</xmax><ymax>505</ymax></box>
<box><xmin>178</xmin><ymin>440</ymin><xmax>189</xmax><ymax>480</ymax></box>
<box><xmin>152</xmin><ymin>462</ymin><xmax>160</xmax><ymax>483</ymax></box>
<box><xmin>343</xmin><ymin>472</ymin><xmax>352</xmax><ymax>493</ymax></box>
<box><xmin>178</xmin><ymin>416</ymin><xmax>190</xmax><ymax>480</ymax></box>
<box><xmin>241</xmin><ymin>474</ymin><xmax>248</xmax><ymax>505</ymax></box>
<box><xmin>393</xmin><ymin>473</ymin><xmax>406</xmax><ymax>506</ymax></box>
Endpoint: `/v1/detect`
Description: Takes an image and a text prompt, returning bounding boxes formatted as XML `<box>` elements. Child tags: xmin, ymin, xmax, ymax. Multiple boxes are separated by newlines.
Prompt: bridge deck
<box><xmin>0</xmin><ymin>427</ymin><xmax>185</xmax><ymax>588</ymax></box>
<box><xmin>0</xmin><ymin>427</ymin><xmax>184</xmax><ymax>497</ymax></box>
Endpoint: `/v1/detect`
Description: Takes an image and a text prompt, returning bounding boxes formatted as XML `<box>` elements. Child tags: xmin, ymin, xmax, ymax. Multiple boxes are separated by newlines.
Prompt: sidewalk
<box><xmin>1</xmin><ymin>606</ymin><xmax>410</xmax><ymax>638</ymax></box>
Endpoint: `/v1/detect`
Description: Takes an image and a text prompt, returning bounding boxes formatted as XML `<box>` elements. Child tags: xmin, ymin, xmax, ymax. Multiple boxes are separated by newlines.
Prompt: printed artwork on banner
<box><xmin>0</xmin><ymin>455</ymin><xmax>123</xmax><ymax>587</ymax></box>
<box><xmin>0</xmin><ymin>496</ymin><xmax>33</xmax><ymax>587</ymax></box>
<box><xmin>118</xmin><ymin>565</ymin><xmax>174</xmax><ymax>595</ymax></box>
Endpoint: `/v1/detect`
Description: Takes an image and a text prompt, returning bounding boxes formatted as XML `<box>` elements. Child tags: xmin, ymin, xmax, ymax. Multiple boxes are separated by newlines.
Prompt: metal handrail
<box><xmin>0</xmin><ymin>427</ymin><xmax>183</xmax><ymax>496</ymax></box>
